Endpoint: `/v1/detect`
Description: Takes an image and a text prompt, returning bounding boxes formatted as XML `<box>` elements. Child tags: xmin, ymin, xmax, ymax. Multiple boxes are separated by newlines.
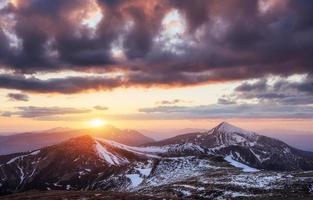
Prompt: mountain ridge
<box><xmin>145</xmin><ymin>122</ymin><xmax>313</xmax><ymax>171</ymax></box>
<box><xmin>0</xmin><ymin>126</ymin><xmax>154</xmax><ymax>155</ymax></box>
<box><xmin>0</xmin><ymin>126</ymin><xmax>313</xmax><ymax>199</ymax></box>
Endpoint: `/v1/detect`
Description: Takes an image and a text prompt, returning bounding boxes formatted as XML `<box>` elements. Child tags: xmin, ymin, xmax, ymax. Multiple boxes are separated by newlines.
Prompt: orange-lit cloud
<box><xmin>10</xmin><ymin>0</ymin><xmax>22</xmax><ymax>8</ymax></box>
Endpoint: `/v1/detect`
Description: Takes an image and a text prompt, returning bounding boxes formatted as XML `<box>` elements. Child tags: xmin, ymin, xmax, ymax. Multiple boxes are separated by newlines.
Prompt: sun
<box><xmin>88</xmin><ymin>119</ymin><xmax>107</xmax><ymax>128</ymax></box>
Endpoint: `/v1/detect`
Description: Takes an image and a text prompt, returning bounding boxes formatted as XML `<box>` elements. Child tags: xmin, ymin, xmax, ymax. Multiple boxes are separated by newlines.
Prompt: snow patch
<box><xmin>30</xmin><ymin>150</ymin><xmax>40</xmax><ymax>155</ymax></box>
<box><xmin>175</xmin><ymin>188</ymin><xmax>192</xmax><ymax>196</ymax></box>
<box><xmin>17</xmin><ymin>164</ymin><xmax>25</xmax><ymax>184</ymax></box>
<box><xmin>7</xmin><ymin>150</ymin><xmax>40</xmax><ymax>164</ymax></box>
<box><xmin>224</xmin><ymin>191</ymin><xmax>255</xmax><ymax>198</ymax></box>
<box><xmin>136</xmin><ymin>167</ymin><xmax>152</xmax><ymax>177</ymax></box>
<box><xmin>53</xmin><ymin>182</ymin><xmax>62</xmax><ymax>187</ymax></box>
<box><xmin>7</xmin><ymin>157</ymin><xmax>20</xmax><ymax>164</ymax></box>
<box><xmin>95</xmin><ymin>141</ymin><xmax>129</xmax><ymax>165</ymax></box>
<box><xmin>224</xmin><ymin>155</ymin><xmax>259</xmax><ymax>172</ymax></box>
<box><xmin>167</xmin><ymin>143</ymin><xmax>205</xmax><ymax>153</ymax></box>
<box><xmin>174</xmin><ymin>184</ymin><xmax>197</xmax><ymax>190</ymax></box>
<box><xmin>126</xmin><ymin>174</ymin><xmax>143</xmax><ymax>188</ymax></box>
<box><xmin>250</xmin><ymin>149</ymin><xmax>270</xmax><ymax>163</ymax></box>
<box><xmin>96</xmin><ymin>138</ymin><xmax>205</xmax><ymax>157</ymax></box>
<box><xmin>145</xmin><ymin>156</ymin><xmax>218</xmax><ymax>187</ymax></box>
<box><xmin>96</xmin><ymin>138</ymin><xmax>162</xmax><ymax>158</ymax></box>
<box><xmin>201</xmin><ymin>173</ymin><xmax>283</xmax><ymax>190</ymax></box>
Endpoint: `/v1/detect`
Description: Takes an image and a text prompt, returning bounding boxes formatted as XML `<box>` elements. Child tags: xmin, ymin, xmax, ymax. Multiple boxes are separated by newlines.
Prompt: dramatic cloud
<box><xmin>0</xmin><ymin>74</ymin><xmax>123</xmax><ymax>94</ymax></box>
<box><xmin>231</xmin><ymin>75</ymin><xmax>313</xmax><ymax>105</ymax></box>
<box><xmin>7</xmin><ymin>92</ymin><xmax>29</xmax><ymax>101</ymax></box>
<box><xmin>137</xmin><ymin>74</ymin><xmax>313</xmax><ymax>119</ymax></box>
<box><xmin>0</xmin><ymin>0</ymin><xmax>312</xmax><ymax>92</ymax></box>
<box><xmin>1</xmin><ymin>106</ymin><xmax>91</xmax><ymax>118</ymax></box>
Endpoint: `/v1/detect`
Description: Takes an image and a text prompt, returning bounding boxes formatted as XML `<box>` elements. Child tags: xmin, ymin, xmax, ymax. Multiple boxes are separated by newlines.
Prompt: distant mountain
<box><xmin>0</xmin><ymin>126</ymin><xmax>154</xmax><ymax>155</ymax></box>
<box><xmin>1</xmin><ymin>132</ymin><xmax>313</xmax><ymax>199</ymax></box>
<box><xmin>260</xmin><ymin>129</ymin><xmax>313</xmax><ymax>152</ymax></box>
<box><xmin>138</xmin><ymin>128</ymin><xmax>208</xmax><ymax>140</ymax></box>
<box><xmin>149</xmin><ymin>122</ymin><xmax>313</xmax><ymax>171</ymax></box>
<box><xmin>90</xmin><ymin>125</ymin><xmax>154</xmax><ymax>146</ymax></box>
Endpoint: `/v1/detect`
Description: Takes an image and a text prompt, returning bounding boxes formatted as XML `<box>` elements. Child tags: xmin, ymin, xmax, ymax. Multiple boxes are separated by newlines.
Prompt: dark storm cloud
<box><xmin>0</xmin><ymin>74</ymin><xmax>123</xmax><ymax>94</ymax></box>
<box><xmin>0</xmin><ymin>0</ymin><xmax>312</xmax><ymax>91</ymax></box>
<box><xmin>7</xmin><ymin>93</ymin><xmax>29</xmax><ymax>101</ymax></box>
<box><xmin>1</xmin><ymin>106</ymin><xmax>91</xmax><ymax>118</ymax></box>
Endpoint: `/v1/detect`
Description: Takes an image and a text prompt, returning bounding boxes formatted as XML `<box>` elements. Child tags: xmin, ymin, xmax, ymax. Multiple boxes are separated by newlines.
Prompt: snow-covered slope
<box><xmin>216</xmin><ymin>122</ymin><xmax>256</xmax><ymax>136</ymax></box>
<box><xmin>95</xmin><ymin>141</ymin><xmax>130</xmax><ymax>166</ymax></box>
<box><xmin>212</xmin><ymin>122</ymin><xmax>258</xmax><ymax>146</ymax></box>
<box><xmin>148</xmin><ymin>122</ymin><xmax>313</xmax><ymax>171</ymax></box>
<box><xmin>209</xmin><ymin>122</ymin><xmax>313</xmax><ymax>171</ymax></box>
<box><xmin>0</xmin><ymin>135</ymin><xmax>228</xmax><ymax>195</ymax></box>
<box><xmin>0</xmin><ymin>133</ymin><xmax>313</xmax><ymax>199</ymax></box>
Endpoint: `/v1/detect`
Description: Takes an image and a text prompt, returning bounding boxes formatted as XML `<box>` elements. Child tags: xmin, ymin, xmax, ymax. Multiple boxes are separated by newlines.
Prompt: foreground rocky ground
<box><xmin>0</xmin><ymin>187</ymin><xmax>312</xmax><ymax>200</ymax></box>
<box><xmin>0</xmin><ymin>169</ymin><xmax>312</xmax><ymax>200</ymax></box>
<box><xmin>0</xmin><ymin>191</ymin><xmax>165</xmax><ymax>200</ymax></box>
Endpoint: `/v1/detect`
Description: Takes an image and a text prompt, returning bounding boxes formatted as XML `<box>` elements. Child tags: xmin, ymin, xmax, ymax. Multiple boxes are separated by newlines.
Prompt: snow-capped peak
<box><xmin>215</xmin><ymin>122</ymin><xmax>255</xmax><ymax>137</ymax></box>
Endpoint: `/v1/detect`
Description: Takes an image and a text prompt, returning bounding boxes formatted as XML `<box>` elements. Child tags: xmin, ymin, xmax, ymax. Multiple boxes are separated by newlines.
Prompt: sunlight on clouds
<box><xmin>26</xmin><ymin>71</ymin><xmax>125</xmax><ymax>80</ymax></box>
<box><xmin>88</xmin><ymin>118</ymin><xmax>107</xmax><ymax>128</ymax></box>
<box><xmin>162</xmin><ymin>10</ymin><xmax>186</xmax><ymax>37</ymax></box>
<box><xmin>81</xmin><ymin>7</ymin><xmax>103</xmax><ymax>29</ymax></box>
<box><xmin>69</xmin><ymin>0</ymin><xmax>103</xmax><ymax>34</ymax></box>
<box><xmin>110</xmin><ymin>21</ymin><xmax>134</xmax><ymax>62</ymax></box>
<box><xmin>8</xmin><ymin>0</ymin><xmax>29</xmax><ymax>8</ymax></box>
<box><xmin>111</xmin><ymin>45</ymin><xmax>126</xmax><ymax>61</ymax></box>
<box><xmin>285</xmin><ymin>74</ymin><xmax>308</xmax><ymax>82</ymax></box>
<box><xmin>258</xmin><ymin>0</ymin><xmax>287</xmax><ymax>14</ymax></box>
<box><xmin>10</xmin><ymin>0</ymin><xmax>20</xmax><ymax>8</ymax></box>
<box><xmin>110</xmin><ymin>37</ymin><xmax>127</xmax><ymax>62</ymax></box>
<box><xmin>155</xmin><ymin>9</ymin><xmax>187</xmax><ymax>54</ymax></box>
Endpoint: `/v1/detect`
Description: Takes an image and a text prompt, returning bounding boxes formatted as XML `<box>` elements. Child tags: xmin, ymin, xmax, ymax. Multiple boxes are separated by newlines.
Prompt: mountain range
<box><xmin>0</xmin><ymin>122</ymin><xmax>313</xmax><ymax>199</ymax></box>
<box><xmin>0</xmin><ymin>126</ymin><xmax>154</xmax><ymax>155</ymax></box>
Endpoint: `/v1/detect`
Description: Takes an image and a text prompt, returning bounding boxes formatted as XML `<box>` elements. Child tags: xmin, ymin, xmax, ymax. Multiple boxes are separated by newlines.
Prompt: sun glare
<box><xmin>88</xmin><ymin>119</ymin><xmax>107</xmax><ymax>128</ymax></box>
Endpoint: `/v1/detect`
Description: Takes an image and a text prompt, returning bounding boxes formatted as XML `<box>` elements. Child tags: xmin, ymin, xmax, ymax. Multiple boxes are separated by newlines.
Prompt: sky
<box><xmin>0</xmin><ymin>0</ymin><xmax>312</xmax><ymax>135</ymax></box>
